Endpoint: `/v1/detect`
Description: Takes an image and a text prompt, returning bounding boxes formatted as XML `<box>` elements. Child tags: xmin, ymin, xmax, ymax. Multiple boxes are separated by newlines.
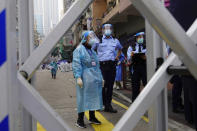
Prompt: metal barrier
<box><xmin>2</xmin><ymin>0</ymin><xmax>197</xmax><ymax>130</ymax></box>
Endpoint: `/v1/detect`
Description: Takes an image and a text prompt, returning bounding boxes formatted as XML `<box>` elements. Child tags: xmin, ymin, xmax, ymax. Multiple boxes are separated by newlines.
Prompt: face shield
<box><xmin>135</xmin><ymin>32</ymin><xmax>145</xmax><ymax>44</ymax></box>
<box><xmin>87</xmin><ymin>31</ymin><xmax>100</xmax><ymax>46</ymax></box>
<box><xmin>102</xmin><ymin>24</ymin><xmax>113</xmax><ymax>36</ymax></box>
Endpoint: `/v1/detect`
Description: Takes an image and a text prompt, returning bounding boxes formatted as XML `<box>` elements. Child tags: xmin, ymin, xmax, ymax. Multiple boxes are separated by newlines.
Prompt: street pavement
<box><xmin>34</xmin><ymin>70</ymin><xmax>195</xmax><ymax>131</ymax></box>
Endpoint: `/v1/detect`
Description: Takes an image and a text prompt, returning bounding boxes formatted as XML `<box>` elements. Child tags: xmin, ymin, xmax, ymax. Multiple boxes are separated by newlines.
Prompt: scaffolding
<box><xmin>0</xmin><ymin>0</ymin><xmax>197</xmax><ymax>130</ymax></box>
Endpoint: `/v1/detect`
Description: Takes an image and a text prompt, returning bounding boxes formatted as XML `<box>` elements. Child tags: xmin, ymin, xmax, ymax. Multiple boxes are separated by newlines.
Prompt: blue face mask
<box><xmin>105</xmin><ymin>29</ymin><xmax>112</xmax><ymax>36</ymax></box>
<box><xmin>137</xmin><ymin>38</ymin><xmax>144</xmax><ymax>44</ymax></box>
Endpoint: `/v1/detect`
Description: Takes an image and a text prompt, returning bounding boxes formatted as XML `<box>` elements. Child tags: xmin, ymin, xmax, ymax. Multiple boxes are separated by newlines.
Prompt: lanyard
<box><xmin>87</xmin><ymin>49</ymin><xmax>93</xmax><ymax>56</ymax></box>
<box><xmin>86</xmin><ymin>49</ymin><xmax>96</xmax><ymax>66</ymax></box>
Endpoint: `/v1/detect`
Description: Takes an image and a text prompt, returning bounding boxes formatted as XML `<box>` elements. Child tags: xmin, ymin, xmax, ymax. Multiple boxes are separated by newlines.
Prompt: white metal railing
<box><xmin>5</xmin><ymin>0</ymin><xmax>20</xmax><ymax>130</ymax></box>
<box><xmin>18</xmin><ymin>0</ymin><xmax>36</xmax><ymax>130</ymax></box>
<box><xmin>4</xmin><ymin>0</ymin><xmax>197</xmax><ymax>130</ymax></box>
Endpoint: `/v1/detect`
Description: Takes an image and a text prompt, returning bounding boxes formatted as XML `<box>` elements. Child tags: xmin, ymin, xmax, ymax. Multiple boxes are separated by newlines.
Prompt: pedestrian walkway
<box><xmin>34</xmin><ymin>70</ymin><xmax>195</xmax><ymax>131</ymax></box>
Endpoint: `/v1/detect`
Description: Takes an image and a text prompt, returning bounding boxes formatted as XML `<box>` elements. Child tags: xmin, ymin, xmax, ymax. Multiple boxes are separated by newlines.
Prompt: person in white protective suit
<box><xmin>72</xmin><ymin>31</ymin><xmax>103</xmax><ymax>128</ymax></box>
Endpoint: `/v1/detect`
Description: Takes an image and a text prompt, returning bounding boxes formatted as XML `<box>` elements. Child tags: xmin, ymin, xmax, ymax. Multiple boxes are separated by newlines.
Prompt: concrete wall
<box><xmin>115</xmin><ymin>15</ymin><xmax>145</xmax><ymax>36</ymax></box>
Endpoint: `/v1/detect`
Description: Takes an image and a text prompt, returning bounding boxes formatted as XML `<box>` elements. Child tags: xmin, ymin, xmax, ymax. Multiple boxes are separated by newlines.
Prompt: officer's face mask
<box><xmin>137</xmin><ymin>38</ymin><xmax>144</xmax><ymax>44</ymax></box>
<box><xmin>104</xmin><ymin>29</ymin><xmax>112</xmax><ymax>36</ymax></box>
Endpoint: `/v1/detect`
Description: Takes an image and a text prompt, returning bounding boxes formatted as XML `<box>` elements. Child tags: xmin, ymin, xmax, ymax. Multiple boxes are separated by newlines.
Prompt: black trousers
<box><xmin>78</xmin><ymin>111</ymin><xmax>95</xmax><ymax>121</ymax></box>
<box><xmin>100</xmin><ymin>61</ymin><xmax>116</xmax><ymax>107</ymax></box>
<box><xmin>170</xmin><ymin>75</ymin><xmax>183</xmax><ymax>110</ymax></box>
<box><xmin>131</xmin><ymin>64</ymin><xmax>147</xmax><ymax>102</ymax></box>
<box><xmin>182</xmin><ymin>76</ymin><xmax>197</xmax><ymax>131</ymax></box>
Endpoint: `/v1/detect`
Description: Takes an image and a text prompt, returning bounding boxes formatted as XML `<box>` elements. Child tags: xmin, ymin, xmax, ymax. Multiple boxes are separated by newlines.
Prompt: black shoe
<box><xmin>89</xmin><ymin>117</ymin><xmax>101</xmax><ymax>125</ymax></box>
<box><xmin>104</xmin><ymin>106</ymin><xmax>117</xmax><ymax>113</ymax></box>
<box><xmin>75</xmin><ymin>120</ymin><xmax>86</xmax><ymax>129</ymax></box>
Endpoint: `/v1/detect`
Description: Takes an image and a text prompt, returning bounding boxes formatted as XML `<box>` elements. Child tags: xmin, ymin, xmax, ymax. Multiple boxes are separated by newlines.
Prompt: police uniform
<box><xmin>93</xmin><ymin>35</ymin><xmax>122</xmax><ymax>112</ymax></box>
<box><xmin>127</xmin><ymin>41</ymin><xmax>147</xmax><ymax>102</ymax></box>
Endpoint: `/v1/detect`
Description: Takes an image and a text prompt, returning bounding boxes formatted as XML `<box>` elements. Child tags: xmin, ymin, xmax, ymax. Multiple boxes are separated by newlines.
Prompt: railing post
<box><xmin>146</xmin><ymin>19</ymin><xmax>168</xmax><ymax>131</ymax></box>
<box><xmin>146</xmin><ymin>1</ymin><xmax>168</xmax><ymax>130</ymax></box>
<box><xmin>18</xmin><ymin>0</ymin><xmax>36</xmax><ymax>130</ymax></box>
<box><xmin>6</xmin><ymin>0</ymin><xmax>20</xmax><ymax>130</ymax></box>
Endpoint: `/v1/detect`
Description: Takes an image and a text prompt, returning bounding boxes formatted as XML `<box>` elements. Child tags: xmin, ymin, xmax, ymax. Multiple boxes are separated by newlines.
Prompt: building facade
<box><xmin>34</xmin><ymin>0</ymin><xmax>64</xmax><ymax>37</ymax></box>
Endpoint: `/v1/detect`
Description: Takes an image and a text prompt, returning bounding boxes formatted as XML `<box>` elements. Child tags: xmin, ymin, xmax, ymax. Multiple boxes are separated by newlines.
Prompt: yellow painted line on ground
<box><xmin>112</xmin><ymin>99</ymin><xmax>129</xmax><ymax>110</ymax></box>
<box><xmin>36</xmin><ymin>100</ymin><xmax>171</xmax><ymax>131</ymax></box>
<box><xmin>85</xmin><ymin>111</ymin><xmax>114</xmax><ymax>131</ymax></box>
<box><xmin>112</xmin><ymin>99</ymin><xmax>149</xmax><ymax>123</ymax></box>
<box><xmin>112</xmin><ymin>99</ymin><xmax>172</xmax><ymax>131</ymax></box>
<box><xmin>37</xmin><ymin>123</ymin><xmax>46</xmax><ymax>131</ymax></box>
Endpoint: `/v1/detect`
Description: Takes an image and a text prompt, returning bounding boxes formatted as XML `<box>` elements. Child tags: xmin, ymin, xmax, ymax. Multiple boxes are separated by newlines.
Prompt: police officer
<box><xmin>92</xmin><ymin>24</ymin><xmax>122</xmax><ymax>113</ymax></box>
<box><xmin>127</xmin><ymin>32</ymin><xmax>147</xmax><ymax>102</ymax></box>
